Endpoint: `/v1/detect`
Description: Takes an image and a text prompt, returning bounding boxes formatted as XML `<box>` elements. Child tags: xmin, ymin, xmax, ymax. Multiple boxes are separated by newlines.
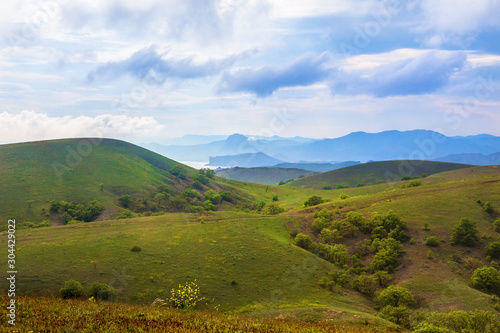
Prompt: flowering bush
<box><xmin>169</xmin><ymin>280</ymin><xmax>205</xmax><ymax>310</ymax></box>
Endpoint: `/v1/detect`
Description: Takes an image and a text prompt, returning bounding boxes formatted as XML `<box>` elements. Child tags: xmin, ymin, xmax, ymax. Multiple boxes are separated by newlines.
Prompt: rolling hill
<box><xmin>215</xmin><ymin>167</ymin><xmax>317</xmax><ymax>185</ymax></box>
<box><xmin>0</xmin><ymin>138</ymin><xmax>255</xmax><ymax>225</ymax></box>
<box><xmin>287</xmin><ymin>160</ymin><xmax>472</xmax><ymax>189</ymax></box>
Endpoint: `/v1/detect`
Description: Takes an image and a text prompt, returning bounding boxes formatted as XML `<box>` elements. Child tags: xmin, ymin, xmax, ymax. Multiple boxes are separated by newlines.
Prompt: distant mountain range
<box><xmin>208</xmin><ymin>152</ymin><xmax>284</xmax><ymax>168</ymax></box>
<box><xmin>142</xmin><ymin>130</ymin><xmax>500</xmax><ymax>167</ymax></box>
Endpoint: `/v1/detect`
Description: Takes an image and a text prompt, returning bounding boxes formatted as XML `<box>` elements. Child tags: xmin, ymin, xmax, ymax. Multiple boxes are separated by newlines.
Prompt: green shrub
<box><xmin>130</xmin><ymin>245</ymin><xmax>142</xmax><ymax>252</ymax></box>
<box><xmin>352</xmin><ymin>274</ymin><xmax>378</xmax><ymax>298</ymax></box>
<box><xmin>293</xmin><ymin>233</ymin><xmax>313</xmax><ymax>251</ymax></box>
<box><xmin>322</xmin><ymin>186</ymin><xmax>333</xmax><ymax>190</ymax></box>
<box><xmin>263</xmin><ymin>202</ymin><xmax>285</xmax><ymax>215</ymax></box>
<box><xmin>373</xmin><ymin>271</ymin><xmax>394</xmax><ymax>288</ymax></box>
<box><xmin>339</xmin><ymin>193</ymin><xmax>350</xmax><ymax>200</ymax></box>
<box><xmin>304</xmin><ymin>195</ymin><xmax>325</xmax><ymax>207</ymax></box>
<box><xmin>379</xmin><ymin>305</ymin><xmax>412</xmax><ymax>328</ymax></box>
<box><xmin>219</xmin><ymin>191</ymin><xmax>232</xmax><ymax>202</ymax></box>
<box><xmin>494</xmin><ymin>218</ymin><xmax>500</xmax><ymax>233</ymax></box>
<box><xmin>471</xmin><ymin>266</ymin><xmax>500</xmax><ymax>295</ymax></box>
<box><xmin>170</xmin><ymin>165</ymin><xmax>187</xmax><ymax>179</ymax></box>
<box><xmin>486</xmin><ymin>241</ymin><xmax>500</xmax><ymax>259</ymax></box>
<box><xmin>425</xmin><ymin>236</ymin><xmax>440</xmax><ymax>247</ymax></box>
<box><xmin>60</xmin><ymin>279</ymin><xmax>84</xmax><ymax>299</ymax></box>
<box><xmin>484</xmin><ymin>201</ymin><xmax>494</xmax><ymax>214</ymax></box>
<box><xmin>204</xmin><ymin>190</ymin><xmax>221</xmax><ymax>205</ymax></box>
<box><xmin>370</xmin><ymin>238</ymin><xmax>405</xmax><ymax>273</ymax></box>
<box><xmin>414</xmin><ymin>310</ymin><xmax>500</xmax><ymax>333</ymax></box>
<box><xmin>375</xmin><ymin>285</ymin><xmax>415</xmax><ymax>309</ymax></box>
<box><xmin>116</xmin><ymin>209</ymin><xmax>134</xmax><ymax>219</ymax></box>
<box><xmin>450</xmin><ymin>217</ymin><xmax>479</xmax><ymax>247</ymax></box>
<box><xmin>319</xmin><ymin>228</ymin><xmax>341</xmax><ymax>244</ymax></box>
<box><xmin>89</xmin><ymin>282</ymin><xmax>116</xmax><ymax>301</ymax></box>
<box><xmin>169</xmin><ymin>281</ymin><xmax>205</xmax><ymax>310</ymax></box>
<box><xmin>118</xmin><ymin>195</ymin><xmax>131</xmax><ymax>208</ymax></box>
<box><xmin>193</xmin><ymin>174</ymin><xmax>209</xmax><ymax>185</ymax></box>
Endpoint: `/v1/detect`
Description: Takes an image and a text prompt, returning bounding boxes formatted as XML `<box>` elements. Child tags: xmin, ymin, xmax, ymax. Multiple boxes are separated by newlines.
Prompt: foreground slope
<box><xmin>288</xmin><ymin>160</ymin><xmax>472</xmax><ymax>189</ymax></box>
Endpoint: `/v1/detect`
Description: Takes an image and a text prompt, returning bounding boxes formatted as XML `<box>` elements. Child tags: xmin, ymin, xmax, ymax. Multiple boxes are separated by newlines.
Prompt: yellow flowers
<box><xmin>169</xmin><ymin>280</ymin><xmax>205</xmax><ymax>310</ymax></box>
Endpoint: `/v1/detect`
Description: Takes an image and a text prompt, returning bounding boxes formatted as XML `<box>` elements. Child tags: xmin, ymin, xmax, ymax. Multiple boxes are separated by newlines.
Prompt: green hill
<box><xmin>216</xmin><ymin>167</ymin><xmax>317</xmax><ymax>185</ymax></box>
<box><xmin>0</xmin><ymin>138</ymin><xmax>254</xmax><ymax>226</ymax></box>
<box><xmin>287</xmin><ymin>160</ymin><xmax>472</xmax><ymax>189</ymax></box>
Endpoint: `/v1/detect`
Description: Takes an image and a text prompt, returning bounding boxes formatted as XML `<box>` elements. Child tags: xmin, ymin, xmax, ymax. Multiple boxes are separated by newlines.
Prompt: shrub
<box><xmin>204</xmin><ymin>190</ymin><xmax>221</xmax><ymax>205</ymax></box>
<box><xmin>169</xmin><ymin>280</ymin><xmax>205</xmax><ymax>310</ymax></box>
<box><xmin>400</xmin><ymin>180</ymin><xmax>422</xmax><ymax>188</ymax></box>
<box><xmin>484</xmin><ymin>201</ymin><xmax>494</xmax><ymax>214</ymax></box>
<box><xmin>89</xmin><ymin>282</ymin><xmax>116</xmax><ymax>301</ymax></box>
<box><xmin>130</xmin><ymin>245</ymin><xmax>142</xmax><ymax>252</ymax></box>
<box><xmin>379</xmin><ymin>305</ymin><xmax>412</xmax><ymax>328</ymax></box>
<box><xmin>425</xmin><ymin>236</ymin><xmax>440</xmax><ymax>247</ymax></box>
<box><xmin>339</xmin><ymin>193</ymin><xmax>350</xmax><ymax>200</ymax></box>
<box><xmin>450</xmin><ymin>217</ymin><xmax>479</xmax><ymax>247</ymax></box>
<box><xmin>304</xmin><ymin>196</ymin><xmax>325</xmax><ymax>207</ymax></box>
<box><xmin>219</xmin><ymin>191</ymin><xmax>232</xmax><ymax>202</ymax></box>
<box><xmin>116</xmin><ymin>209</ymin><xmax>134</xmax><ymax>219</ymax></box>
<box><xmin>373</xmin><ymin>271</ymin><xmax>394</xmax><ymax>288</ymax></box>
<box><xmin>471</xmin><ymin>266</ymin><xmax>500</xmax><ymax>295</ymax></box>
<box><xmin>293</xmin><ymin>233</ymin><xmax>313</xmax><ymax>251</ymax></box>
<box><xmin>322</xmin><ymin>186</ymin><xmax>333</xmax><ymax>190</ymax></box>
<box><xmin>118</xmin><ymin>195</ymin><xmax>131</xmax><ymax>208</ymax></box>
<box><xmin>199</xmin><ymin>168</ymin><xmax>215</xmax><ymax>179</ymax></box>
<box><xmin>370</xmin><ymin>238</ymin><xmax>405</xmax><ymax>273</ymax></box>
<box><xmin>194</xmin><ymin>174</ymin><xmax>209</xmax><ymax>185</ymax></box>
<box><xmin>319</xmin><ymin>228</ymin><xmax>341</xmax><ymax>244</ymax></box>
<box><xmin>486</xmin><ymin>241</ymin><xmax>500</xmax><ymax>259</ymax></box>
<box><xmin>191</xmin><ymin>180</ymin><xmax>203</xmax><ymax>190</ymax></box>
<box><xmin>345</xmin><ymin>211</ymin><xmax>368</xmax><ymax>232</ymax></box>
<box><xmin>427</xmin><ymin>251</ymin><xmax>434</xmax><ymax>259</ymax></box>
<box><xmin>60</xmin><ymin>279</ymin><xmax>84</xmax><ymax>299</ymax></box>
<box><xmin>352</xmin><ymin>274</ymin><xmax>378</xmax><ymax>298</ymax></box>
<box><xmin>170</xmin><ymin>165</ymin><xmax>187</xmax><ymax>179</ymax></box>
<box><xmin>494</xmin><ymin>218</ymin><xmax>500</xmax><ymax>233</ymax></box>
<box><xmin>375</xmin><ymin>285</ymin><xmax>415</xmax><ymax>309</ymax></box>
<box><xmin>263</xmin><ymin>202</ymin><xmax>285</xmax><ymax>215</ymax></box>
<box><xmin>203</xmin><ymin>200</ymin><xmax>216</xmax><ymax>211</ymax></box>
<box><xmin>271</xmin><ymin>194</ymin><xmax>278</xmax><ymax>202</ymax></box>
<box><xmin>414</xmin><ymin>310</ymin><xmax>500</xmax><ymax>333</ymax></box>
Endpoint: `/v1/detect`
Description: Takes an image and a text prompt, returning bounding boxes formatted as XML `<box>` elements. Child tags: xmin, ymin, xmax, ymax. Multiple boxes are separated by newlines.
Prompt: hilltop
<box><xmin>287</xmin><ymin>160</ymin><xmax>472</xmax><ymax>189</ymax></box>
<box><xmin>0</xmin><ymin>138</ymin><xmax>254</xmax><ymax>225</ymax></box>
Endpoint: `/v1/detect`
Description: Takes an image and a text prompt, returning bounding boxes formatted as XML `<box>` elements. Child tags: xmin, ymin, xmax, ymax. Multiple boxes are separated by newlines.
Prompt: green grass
<box><xmin>287</xmin><ymin>160</ymin><xmax>472</xmax><ymax>189</ymax></box>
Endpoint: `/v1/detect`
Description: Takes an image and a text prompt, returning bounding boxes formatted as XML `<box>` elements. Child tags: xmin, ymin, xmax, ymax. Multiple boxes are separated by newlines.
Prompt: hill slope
<box><xmin>0</xmin><ymin>138</ymin><xmax>251</xmax><ymax>225</ymax></box>
<box><xmin>216</xmin><ymin>167</ymin><xmax>316</xmax><ymax>185</ymax></box>
<box><xmin>288</xmin><ymin>160</ymin><xmax>472</xmax><ymax>189</ymax></box>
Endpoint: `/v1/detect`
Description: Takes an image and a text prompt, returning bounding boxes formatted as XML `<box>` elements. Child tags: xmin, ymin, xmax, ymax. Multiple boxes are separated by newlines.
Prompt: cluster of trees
<box><xmin>49</xmin><ymin>200</ymin><xmax>105</xmax><ymax>224</ymax></box>
<box><xmin>60</xmin><ymin>279</ymin><xmax>116</xmax><ymax>301</ymax></box>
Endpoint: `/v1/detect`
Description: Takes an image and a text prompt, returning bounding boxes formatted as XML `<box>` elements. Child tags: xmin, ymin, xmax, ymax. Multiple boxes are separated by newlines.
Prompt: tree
<box><xmin>353</xmin><ymin>274</ymin><xmax>378</xmax><ymax>298</ymax></box>
<box><xmin>293</xmin><ymin>233</ymin><xmax>313</xmax><ymax>251</ymax></box>
<box><xmin>199</xmin><ymin>168</ymin><xmax>215</xmax><ymax>179</ymax></box>
<box><xmin>118</xmin><ymin>195</ymin><xmax>131</xmax><ymax>208</ymax></box>
<box><xmin>450</xmin><ymin>217</ymin><xmax>479</xmax><ymax>247</ymax></box>
<box><xmin>170</xmin><ymin>165</ymin><xmax>186</xmax><ymax>179</ymax></box>
<box><xmin>484</xmin><ymin>201</ymin><xmax>494</xmax><ymax>215</ymax></box>
<box><xmin>304</xmin><ymin>195</ymin><xmax>325</xmax><ymax>207</ymax></box>
<box><xmin>263</xmin><ymin>202</ymin><xmax>285</xmax><ymax>215</ymax></box>
<box><xmin>89</xmin><ymin>282</ymin><xmax>116</xmax><ymax>301</ymax></box>
<box><xmin>60</xmin><ymin>279</ymin><xmax>84</xmax><ymax>299</ymax></box>
<box><xmin>154</xmin><ymin>193</ymin><xmax>166</xmax><ymax>204</ymax></box>
<box><xmin>376</xmin><ymin>285</ymin><xmax>415</xmax><ymax>309</ymax></box>
<box><xmin>471</xmin><ymin>266</ymin><xmax>500</xmax><ymax>295</ymax></box>
<box><xmin>425</xmin><ymin>236</ymin><xmax>440</xmax><ymax>247</ymax></box>
<box><xmin>204</xmin><ymin>189</ymin><xmax>221</xmax><ymax>205</ymax></box>
<box><xmin>486</xmin><ymin>241</ymin><xmax>500</xmax><ymax>259</ymax></box>
<box><xmin>494</xmin><ymin>218</ymin><xmax>500</xmax><ymax>233</ymax></box>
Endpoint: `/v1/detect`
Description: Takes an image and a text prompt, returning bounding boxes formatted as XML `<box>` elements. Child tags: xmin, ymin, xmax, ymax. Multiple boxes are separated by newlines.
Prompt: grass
<box><xmin>0</xmin><ymin>295</ymin><xmax>387</xmax><ymax>332</ymax></box>
<box><xmin>216</xmin><ymin>167</ymin><xmax>317</xmax><ymax>185</ymax></box>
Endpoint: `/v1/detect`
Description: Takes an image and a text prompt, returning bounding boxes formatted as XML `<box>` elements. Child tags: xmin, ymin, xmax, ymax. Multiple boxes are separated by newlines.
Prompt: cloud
<box><xmin>86</xmin><ymin>45</ymin><xmax>256</xmax><ymax>84</ymax></box>
<box><xmin>331</xmin><ymin>51</ymin><xmax>467</xmax><ymax>97</ymax></box>
<box><xmin>0</xmin><ymin>111</ymin><xmax>165</xmax><ymax>144</ymax></box>
<box><xmin>218</xmin><ymin>52</ymin><xmax>333</xmax><ymax>97</ymax></box>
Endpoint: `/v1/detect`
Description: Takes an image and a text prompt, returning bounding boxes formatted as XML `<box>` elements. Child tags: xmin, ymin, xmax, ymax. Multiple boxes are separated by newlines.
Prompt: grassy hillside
<box><xmin>0</xmin><ymin>138</ymin><xmax>257</xmax><ymax>225</ymax></box>
<box><xmin>288</xmin><ymin>160</ymin><xmax>472</xmax><ymax>189</ymax></box>
<box><xmin>216</xmin><ymin>167</ymin><xmax>317</xmax><ymax>185</ymax></box>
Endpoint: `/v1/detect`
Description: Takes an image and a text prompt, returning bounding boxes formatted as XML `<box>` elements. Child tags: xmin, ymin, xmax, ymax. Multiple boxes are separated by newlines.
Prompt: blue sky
<box><xmin>1</xmin><ymin>0</ymin><xmax>500</xmax><ymax>144</ymax></box>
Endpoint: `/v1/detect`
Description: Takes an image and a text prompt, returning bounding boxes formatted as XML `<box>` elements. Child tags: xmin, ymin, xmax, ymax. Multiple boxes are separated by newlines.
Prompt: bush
<box><xmin>170</xmin><ymin>165</ymin><xmax>187</xmax><ymax>179</ymax></box>
<box><xmin>204</xmin><ymin>190</ymin><xmax>221</xmax><ymax>205</ymax></box>
<box><xmin>484</xmin><ymin>201</ymin><xmax>494</xmax><ymax>214</ymax></box>
<box><xmin>60</xmin><ymin>279</ymin><xmax>84</xmax><ymax>299</ymax></box>
<box><xmin>425</xmin><ymin>236</ymin><xmax>440</xmax><ymax>247</ymax></box>
<box><xmin>319</xmin><ymin>228</ymin><xmax>341</xmax><ymax>244</ymax></box>
<box><xmin>304</xmin><ymin>196</ymin><xmax>325</xmax><ymax>207</ymax></box>
<box><xmin>116</xmin><ymin>209</ymin><xmax>134</xmax><ymax>219</ymax></box>
<box><xmin>494</xmin><ymin>218</ymin><xmax>500</xmax><ymax>233</ymax></box>
<box><xmin>89</xmin><ymin>282</ymin><xmax>116</xmax><ymax>301</ymax></box>
<box><xmin>322</xmin><ymin>186</ymin><xmax>333</xmax><ymax>190</ymax></box>
<box><xmin>450</xmin><ymin>217</ymin><xmax>479</xmax><ymax>247</ymax></box>
<box><xmin>339</xmin><ymin>193</ymin><xmax>350</xmax><ymax>200</ymax></box>
<box><xmin>471</xmin><ymin>266</ymin><xmax>500</xmax><ymax>295</ymax></box>
<box><xmin>118</xmin><ymin>195</ymin><xmax>131</xmax><ymax>208</ymax></box>
<box><xmin>400</xmin><ymin>180</ymin><xmax>422</xmax><ymax>188</ymax></box>
<box><xmin>370</xmin><ymin>238</ymin><xmax>405</xmax><ymax>273</ymax></box>
<box><xmin>414</xmin><ymin>310</ymin><xmax>500</xmax><ymax>333</ymax></box>
<box><xmin>219</xmin><ymin>191</ymin><xmax>232</xmax><ymax>202</ymax></box>
<box><xmin>375</xmin><ymin>285</ymin><xmax>415</xmax><ymax>309</ymax></box>
<box><xmin>263</xmin><ymin>202</ymin><xmax>285</xmax><ymax>215</ymax></box>
<box><xmin>352</xmin><ymin>274</ymin><xmax>378</xmax><ymax>298</ymax></box>
<box><xmin>130</xmin><ymin>245</ymin><xmax>142</xmax><ymax>252</ymax></box>
<box><xmin>486</xmin><ymin>241</ymin><xmax>500</xmax><ymax>259</ymax></box>
<box><xmin>293</xmin><ymin>233</ymin><xmax>313</xmax><ymax>251</ymax></box>
<box><xmin>169</xmin><ymin>281</ymin><xmax>205</xmax><ymax>310</ymax></box>
<box><xmin>379</xmin><ymin>305</ymin><xmax>412</xmax><ymax>328</ymax></box>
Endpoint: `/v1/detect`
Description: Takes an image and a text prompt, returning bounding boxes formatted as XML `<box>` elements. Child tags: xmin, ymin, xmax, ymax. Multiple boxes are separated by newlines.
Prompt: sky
<box><xmin>1</xmin><ymin>0</ymin><xmax>500</xmax><ymax>144</ymax></box>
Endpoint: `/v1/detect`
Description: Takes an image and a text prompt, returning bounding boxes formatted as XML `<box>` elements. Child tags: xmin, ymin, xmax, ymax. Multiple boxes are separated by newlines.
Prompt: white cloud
<box><xmin>0</xmin><ymin>110</ymin><xmax>165</xmax><ymax>144</ymax></box>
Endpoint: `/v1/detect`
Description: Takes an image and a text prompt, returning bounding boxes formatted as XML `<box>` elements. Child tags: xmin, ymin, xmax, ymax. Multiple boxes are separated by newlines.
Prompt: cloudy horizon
<box><xmin>1</xmin><ymin>0</ymin><xmax>500</xmax><ymax>145</ymax></box>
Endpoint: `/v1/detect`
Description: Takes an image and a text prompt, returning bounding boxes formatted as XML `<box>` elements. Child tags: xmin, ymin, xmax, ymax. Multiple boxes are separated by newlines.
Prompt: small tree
<box><xmin>425</xmin><ymin>236</ymin><xmax>440</xmax><ymax>247</ymax></box>
<box><xmin>89</xmin><ymin>282</ymin><xmax>116</xmax><ymax>301</ymax></box>
<box><xmin>118</xmin><ymin>195</ymin><xmax>131</xmax><ymax>208</ymax></box>
<box><xmin>471</xmin><ymin>266</ymin><xmax>500</xmax><ymax>295</ymax></box>
<box><xmin>352</xmin><ymin>274</ymin><xmax>378</xmax><ymax>298</ymax></box>
<box><xmin>486</xmin><ymin>241</ymin><xmax>500</xmax><ymax>259</ymax></box>
<box><xmin>263</xmin><ymin>202</ymin><xmax>285</xmax><ymax>215</ymax></box>
<box><xmin>304</xmin><ymin>196</ymin><xmax>324</xmax><ymax>207</ymax></box>
<box><xmin>293</xmin><ymin>233</ymin><xmax>314</xmax><ymax>251</ymax></box>
<box><xmin>60</xmin><ymin>279</ymin><xmax>84</xmax><ymax>299</ymax></box>
<box><xmin>450</xmin><ymin>217</ymin><xmax>479</xmax><ymax>247</ymax></box>
<box><xmin>494</xmin><ymin>218</ymin><xmax>500</xmax><ymax>233</ymax></box>
<box><xmin>484</xmin><ymin>201</ymin><xmax>494</xmax><ymax>215</ymax></box>
<box><xmin>376</xmin><ymin>285</ymin><xmax>415</xmax><ymax>309</ymax></box>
